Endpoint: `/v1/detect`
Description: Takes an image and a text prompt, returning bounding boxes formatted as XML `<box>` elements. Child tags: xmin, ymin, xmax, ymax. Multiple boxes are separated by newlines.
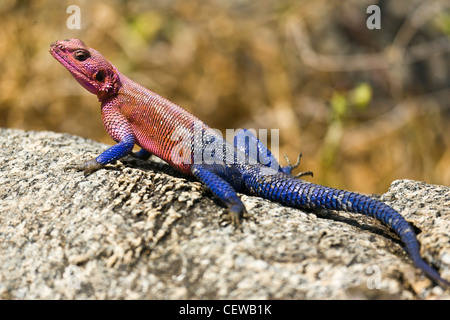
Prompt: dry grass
<box><xmin>1</xmin><ymin>0</ymin><xmax>449</xmax><ymax>193</ymax></box>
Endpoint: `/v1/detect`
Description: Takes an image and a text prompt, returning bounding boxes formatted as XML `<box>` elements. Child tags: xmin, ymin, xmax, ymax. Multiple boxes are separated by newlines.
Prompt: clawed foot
<box><xmin>283</xmin><ymin>153</ymin><xmax>313</xmax><ymax>178</ymax></box>
<box><xmin>220</xmin><ymin>206</ymin><xmax>249</xmax><ymax>229</ymax></box>
<box><xmin>64</xmin><ymin>158</ymin><xmax>104</xmax><ymax>176</ymax></box>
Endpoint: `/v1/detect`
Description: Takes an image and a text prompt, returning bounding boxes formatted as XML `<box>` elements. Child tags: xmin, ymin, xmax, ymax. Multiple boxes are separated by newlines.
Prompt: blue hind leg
<box><xmin>233</xmin><ymin>129</ymin><xmax>281</xmax><ymax>170</ymax></box>
<box><xmin>233</xmin><ymin>129</ymin><xmax>312</xmax><ymax>177</ymax></box>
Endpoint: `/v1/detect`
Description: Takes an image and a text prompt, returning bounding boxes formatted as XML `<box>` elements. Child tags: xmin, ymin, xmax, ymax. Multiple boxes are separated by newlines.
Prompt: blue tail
<box><xmin>243</xmin><ymin>167</ymin><xmax>449</xmax><ymax>287</ymax></box>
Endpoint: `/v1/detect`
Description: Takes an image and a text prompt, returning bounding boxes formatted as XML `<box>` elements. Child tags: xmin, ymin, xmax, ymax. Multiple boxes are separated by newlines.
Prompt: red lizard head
<box><xmin>50</xmin><ymin>39</ymin><xmax>121</xmax><ymax>101</ymax></box>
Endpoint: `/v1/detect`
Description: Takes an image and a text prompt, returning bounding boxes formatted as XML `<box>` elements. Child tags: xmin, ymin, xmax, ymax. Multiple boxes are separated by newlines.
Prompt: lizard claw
<box><xmin>64</xmin><ymin>158</ymin><xmax>104</xmax><ymax>176</ymax></box>
<box><xmin>283</xmin><ymin>153</ymin><xmax>313</xmax><ymax>178</ymax></box>
<box><xmin>284</xmin><ymin>153</ymin><xmax>302</xmax><ymax>169</ymax></box>
<box><xmin>220</xmin><ymin>206</ymin><xmax>248</xmax><ymax>229</ymax></box>
<box><xmin>295</xmin><ymin>170</ymin><xmax>314</xmax><ymax>178</ymax></box>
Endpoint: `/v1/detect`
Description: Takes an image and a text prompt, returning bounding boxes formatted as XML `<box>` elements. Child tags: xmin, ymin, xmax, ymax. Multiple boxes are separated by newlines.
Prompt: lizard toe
<box><xmin>220</xmin><ymin>205</ymin><xmax>247</xmax><ymax>229</ymax></box>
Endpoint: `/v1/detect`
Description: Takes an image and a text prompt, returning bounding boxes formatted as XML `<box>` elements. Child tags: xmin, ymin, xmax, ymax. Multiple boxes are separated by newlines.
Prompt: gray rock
<box><xmin>0</xmin><ymin>128</ymin><xmax>449</xmax><ymax>299</ymax></box>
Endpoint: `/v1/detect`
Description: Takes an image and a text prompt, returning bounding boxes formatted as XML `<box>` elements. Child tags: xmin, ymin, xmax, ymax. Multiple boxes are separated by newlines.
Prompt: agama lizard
<box><xmin>50</xmin><ymin>38</ymin><xmax>448</xmax><ymax>287</ymax></box>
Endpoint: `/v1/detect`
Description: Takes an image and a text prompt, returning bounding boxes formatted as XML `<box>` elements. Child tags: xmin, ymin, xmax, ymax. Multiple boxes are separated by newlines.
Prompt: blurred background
<box><xmin>1</xmin><ymin>0</ymin><xmax>449</xmax><ymax>193</ymax></box>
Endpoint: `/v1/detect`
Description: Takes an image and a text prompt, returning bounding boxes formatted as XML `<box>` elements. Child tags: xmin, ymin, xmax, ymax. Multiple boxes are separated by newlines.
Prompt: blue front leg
<box><xmin>73</xmin><ymin>133</ymin><xmax>136</xmax><ymax>176</ymax></box>
<box><xmin>96</xmin><ymin>133</ymin><xmax>136</xmax><ymax>165</ymax></box>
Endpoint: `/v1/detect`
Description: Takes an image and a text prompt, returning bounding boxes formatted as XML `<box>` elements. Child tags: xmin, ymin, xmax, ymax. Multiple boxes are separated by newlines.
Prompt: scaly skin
<box><xmin>50</xmin><ymin>39</ymin><xmax>448</xmax><ymax>287</ymax></box>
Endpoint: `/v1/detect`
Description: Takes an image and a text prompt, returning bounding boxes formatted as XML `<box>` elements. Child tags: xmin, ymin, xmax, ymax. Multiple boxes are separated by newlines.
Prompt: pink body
<box><xmin>102</xmin><ymin>73</ymin><xmax>208</xmax><ymax>174</ymax></box>
<box><xmin>50</xmin><ymin>38</ymin><xmax>208</xmax><ymax>174</ymax></box>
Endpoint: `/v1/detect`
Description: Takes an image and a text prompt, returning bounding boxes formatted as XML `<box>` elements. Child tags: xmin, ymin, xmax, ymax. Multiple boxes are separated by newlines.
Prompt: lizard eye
<box><xmin>74</xmin><ymin>50</ymin><xmax>89</xmax><ymax>61</ymax></box>
<box><xmin>95</xmin><ymin>70</ymin><xmax>105</xmax><ymax>82</ymax></box>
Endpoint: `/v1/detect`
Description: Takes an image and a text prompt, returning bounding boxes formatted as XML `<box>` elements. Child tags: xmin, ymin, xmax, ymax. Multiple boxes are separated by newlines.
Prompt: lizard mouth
<box><xmin>50</xmin><ymin>43</ymin><xmax>93</xmax><ymax>84</ymax></box>
<box><xmin>50</xmin><ymin>42</ymin><xmax>100</xmax><ymax>94</ymax></box>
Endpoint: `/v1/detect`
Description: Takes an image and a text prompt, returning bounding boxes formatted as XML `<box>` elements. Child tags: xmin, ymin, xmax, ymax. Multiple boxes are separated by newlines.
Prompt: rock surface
<box><xmin>0</xmin><ymin>128</ymin><xmax>449</xmax><ymax>299</ymax></box>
